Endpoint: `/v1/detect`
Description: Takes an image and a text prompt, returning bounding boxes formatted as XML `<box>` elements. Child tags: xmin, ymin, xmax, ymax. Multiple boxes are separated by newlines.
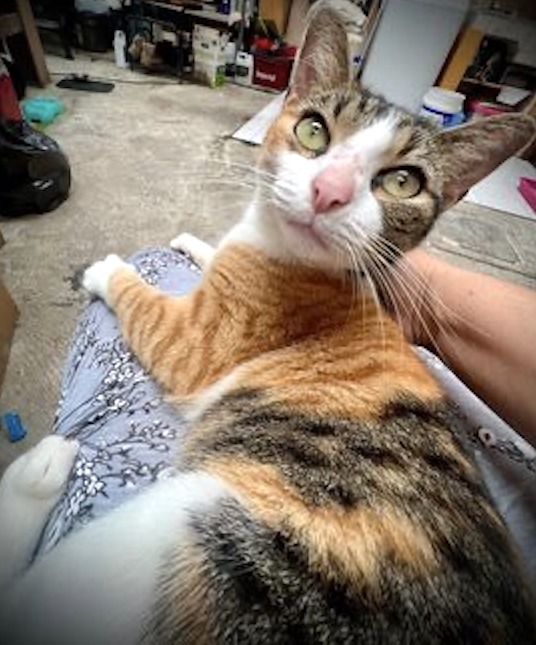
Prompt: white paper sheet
<box><xmin>496</xmin><ymin>86</ymin><xmax>531</xmax><ymax>107</ymax></box>
<box><xmin>465</xmin><ymin>157</ymin><xmax>536</xmax><ymax>220</ymax></box>
<box><xmin>232</xmin><ymin>93</ymin><xmax>285</xmax><ymax>145</ymax></box>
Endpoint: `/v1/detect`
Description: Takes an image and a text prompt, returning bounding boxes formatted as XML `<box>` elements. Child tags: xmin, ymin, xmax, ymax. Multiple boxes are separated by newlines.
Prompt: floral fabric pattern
<box><xmin>36</xmin><ymin>248</ymin><xmax>201</xmax><ymax>556</ymax></box>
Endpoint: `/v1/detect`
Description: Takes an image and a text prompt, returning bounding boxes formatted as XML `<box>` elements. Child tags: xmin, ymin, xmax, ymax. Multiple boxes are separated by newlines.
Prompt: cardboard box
<box><xmin>0</xmin><ymin>275</ymin><xmax>18</xmax><ymax>393</ymax></box>
<box><xmin>193</xmin><ymin>24</ymin><xmax>229</xmax><ymax>87</ymax></box>
<box><xmin>0</xmin><ymin>229</ymin><xmax>19</xmax><ymax>392</ymax></box>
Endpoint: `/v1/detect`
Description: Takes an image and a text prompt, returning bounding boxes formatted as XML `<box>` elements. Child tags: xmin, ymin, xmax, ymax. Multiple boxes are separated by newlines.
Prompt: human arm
<box><xmin>392</xmin><ymin>248</ymin><xmax>536</xmax><ymax>447</ymax></box>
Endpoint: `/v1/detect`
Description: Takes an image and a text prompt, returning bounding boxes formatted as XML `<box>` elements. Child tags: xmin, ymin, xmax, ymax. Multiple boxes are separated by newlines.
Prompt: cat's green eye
<box><xmin>294</xmin><ymin>115</ymin><xmax>330</xmax><ymax>154</ymax></box>
<box><xmin>376</xmin><ymin>168</ymin><xmax>423</xmax><ymax>199</ymax></box>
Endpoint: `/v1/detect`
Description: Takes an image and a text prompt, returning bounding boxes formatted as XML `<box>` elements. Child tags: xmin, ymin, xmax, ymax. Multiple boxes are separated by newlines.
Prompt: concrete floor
<box><xmin>1</xmin><ymin>53</ymin><xmax>535</xmax><ymax>473</ymax></box>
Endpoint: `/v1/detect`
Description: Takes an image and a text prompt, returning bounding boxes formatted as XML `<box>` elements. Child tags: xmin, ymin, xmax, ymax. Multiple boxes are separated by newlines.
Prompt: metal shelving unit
<box><xmin>126</xmin><ymin>0</ymin><xmax>255</xmax><ymax>80</ymax></box>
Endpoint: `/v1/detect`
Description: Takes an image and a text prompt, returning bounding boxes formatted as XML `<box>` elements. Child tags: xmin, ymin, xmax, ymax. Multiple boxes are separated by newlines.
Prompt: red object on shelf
<box><xmin>253</xmin><ymin>51</ymin><xmax>295</xmax><ymax>91</ymax></box>
<box><xmin>466</xmin><ymin>99</ymin><xmax>513</xmax><ymax>118</ymax></box>
<box><xmin>253</xmin><ymin>36</ymin><xmax>275</xmax><ymax>51</ymax></box>
<box><xmin>0</xmin><ymin>61</ymin><xmax>22</xmax><ymax>122</ymax></box>
<box><xmin>278</xmin><ymin>45</ymin><xmax>297</xmax><ymax>58</ymax></box>
<box><xmin>518</xmin><ymin>177</ymin><xmax>536</xmax><ymax>213</ymax></box>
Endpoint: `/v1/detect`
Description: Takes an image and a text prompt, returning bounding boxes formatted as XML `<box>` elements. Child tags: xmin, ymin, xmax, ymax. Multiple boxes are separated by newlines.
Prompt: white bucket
<box><xmin>420</xmin><ymin>87</ymin><xmax>465</xmax><ymax>127</ymax></box>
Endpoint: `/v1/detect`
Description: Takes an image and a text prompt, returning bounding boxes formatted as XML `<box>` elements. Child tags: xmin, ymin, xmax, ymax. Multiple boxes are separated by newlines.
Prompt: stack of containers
<box><xmin>193</xmin><ymin>24</ymin><xmax>229</xmax><ymax>87</ymax></box>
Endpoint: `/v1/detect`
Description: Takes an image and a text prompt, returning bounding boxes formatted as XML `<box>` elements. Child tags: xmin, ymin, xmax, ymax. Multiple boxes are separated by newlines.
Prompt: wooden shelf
<box><xmin>1</xmin><ymin>1</ymin><xmax>50</xmax><ymax>87</ymax></box>
<box><xmin>143</xmin><ymin>2</ymin><xmax>241</xmax><ymax>25</ymax></box>
<box><xmin>184</xmin><ymin>9</ymin><xmax>242</xmax><ymax>25</ymax></box>
<box><xmin>459</xmin><ymin>77</ymin><xmax>535</xmax><ymax>114</ymax></box>
<box><xmin>0</xmin><ymin>12</ymin><xmax>22</xmax><ymax>39</ymax></box>
<box><xmin>461</xmin><ymin>77</ymin><xmax>508</xmax><ymax>91</ymax></box>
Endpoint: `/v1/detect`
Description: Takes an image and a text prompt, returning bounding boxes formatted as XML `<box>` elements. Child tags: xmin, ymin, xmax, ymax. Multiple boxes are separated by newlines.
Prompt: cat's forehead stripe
<box><xmin>333</xmin><ymin>94</ymin><xmax>351</xmax><ymax>119</ymax></box>
<box><xmin>343</xmin><ymin>116</ymin><xmax>398</xmax><ymax>163</ymax></box>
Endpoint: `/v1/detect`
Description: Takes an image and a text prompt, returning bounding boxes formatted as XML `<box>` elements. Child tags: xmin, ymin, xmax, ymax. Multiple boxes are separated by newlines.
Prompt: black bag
<box><xmin>0</xmin><ymin>119</ymin><xmax>71</xmax><ymax>217</ymax></box>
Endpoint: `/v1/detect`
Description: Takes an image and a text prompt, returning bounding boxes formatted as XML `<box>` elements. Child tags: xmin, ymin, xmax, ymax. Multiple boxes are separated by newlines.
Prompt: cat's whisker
<box><xmin>361</xmin><ymin>249</ymin><xmax>406</xmax><ymax>357</ymax></box>
<box><xmin>333</xmin><ymin>238</ymin><xmax>360</xmax><ymax>314</ymax></box>
<box><xmin>368</xmin><ymin>237</ymin><xmax>453</xmax><ymax>318</ymax></box>
<box><xmin>370</xmin><ymin>254</ymin><xmax>436</xmax><ymax>359</ymax></box>
<box><xmin>339</xmin><ymin>239</ymin><xmax>367</xmax><ymax>335</ymax></box>
<box><xmin>365</xmin><ymin>239</ymin><xmax>457</xmax><ymax>362</ymax></box>
<box><xmin>366</xmin><ymin>240</ymin><xmax>438</xmax><ymax>328</ymax></box>
<box><xmin>360</xmin><ymin>258</ymin><xmax>389</xmax><ymax>373</ymax></box>
<box><xmin>170</xmin><ymin>164</ymin><xmax>276</xmax><ymax>187</ymax></box>
<box><xmin>271</xmin><ymin>184</ymin><xmax>291</xmax><ymax>201</ymax></box>
<box><xmin>208</xmin><ymin>159</ymin><xmax>278</xmax><ymax>181</ymax></box>
<box><xmin>271</xmin><ymin>182</ymin><xmax>299</xmax><ymax>206</ymax></box>
<box><xmin>332</xmin><ymin>226</ymin><xmax>376</xmax><ymax>320</ymax></box>
<box><xmin>369</xmin><ymin>236</ymin><xmax>484</xmax><ymax>352</ymax></box>
<box><xmin>387</xmin><ymin>268</ymin><xmax>451</xmax><ymax>360</ymax></box>
<box><xmin>171</xmin><ymin>156</ymin><xmax>275</xmax><ymax>178</ymax></box>
<box><xmin>396</xmin><ymin>259</ymin><xmax>490</xmax><ymax>346</ymax></box>
<box><xmin>337</xmin><ymin>223</ymin><xmax>415</xmax><ymax>366</ymax></box>
<box><xmin>267</xmin><ymin>195</ymin><xmax>290</xmax><ymax>213</ymax></box>
<box><xmin>171</xmin><ymin>178</ymin><xmax>261</xmax><ymax>192</ymax></box>
<box><xmin>338</xmin><ymin>235</ymin><xmax>389</xmax><ymax>370</ymax></box>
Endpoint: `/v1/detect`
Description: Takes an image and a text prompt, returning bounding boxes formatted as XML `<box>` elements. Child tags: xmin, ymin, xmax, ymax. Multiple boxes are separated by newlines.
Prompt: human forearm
<box><xmin>404</xmin><ymin>250</ymin><xmax>536</xmax><ymax>446</ymax></box>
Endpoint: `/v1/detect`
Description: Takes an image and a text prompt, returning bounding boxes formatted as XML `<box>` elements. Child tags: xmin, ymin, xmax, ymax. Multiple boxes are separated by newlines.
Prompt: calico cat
<box><xmin>1</xmin><ymin>6</ymin><xmax>535</xmax><ymax>644</ymax></box>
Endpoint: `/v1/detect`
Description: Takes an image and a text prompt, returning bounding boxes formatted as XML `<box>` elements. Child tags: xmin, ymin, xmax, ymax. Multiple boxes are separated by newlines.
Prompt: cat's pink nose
<box><xmin>313</xmin><ymin>162</ymin><xmax>356</xmax><ymax>214</ymax></box>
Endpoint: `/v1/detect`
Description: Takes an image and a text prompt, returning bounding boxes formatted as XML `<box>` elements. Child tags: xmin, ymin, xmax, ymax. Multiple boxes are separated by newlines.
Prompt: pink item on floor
<box><xmin>518</xmin><ymin>177</ymin><xmax>536</xmax><ymax>213</ymax></box>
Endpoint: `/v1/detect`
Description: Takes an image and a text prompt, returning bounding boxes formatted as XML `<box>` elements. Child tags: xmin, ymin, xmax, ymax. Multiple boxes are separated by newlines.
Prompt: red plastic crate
<box><xmin>253</xmin><ymin>53</ymin><xmax>294</xmax><ymax>91</ymax></box>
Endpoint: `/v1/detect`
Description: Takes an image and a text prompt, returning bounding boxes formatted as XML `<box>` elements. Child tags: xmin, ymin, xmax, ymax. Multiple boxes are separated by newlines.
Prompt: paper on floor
<box><xmin>465</xmin><ymin>157</ymin><xmax>536</xmax><ymax>220</ymax></box>
<box><xmin>232</xmin><ymin>93</ymin><xmax>285</xmax><ymax>145</ymax></box>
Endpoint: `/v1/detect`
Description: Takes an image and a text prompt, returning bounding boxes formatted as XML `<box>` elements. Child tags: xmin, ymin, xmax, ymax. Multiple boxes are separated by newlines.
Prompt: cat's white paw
<box><xmin>169</xmin><ymin>232</ymin><xmax>200</xmax><ymax>254</ymax></box>
<box><xmin>5</xmin><ymin>436</ymin><xmax>79</xmax><ymax>499</ymax></box>
<box><xmin>3</xmin><ymin>435</ymin><xmax>79</xmax><ymax>502</ymax></box>
<box><xmin>170</xmin><ymin>233</ymin><xmax>214</xmax><ymax>269</ymax></box>
<box><xmin>83</xmin><ymin>254</ymin><xmax>134</xmax><ymax>304</ymax></box>
<box><xmin>0</xmin><ymin>436</ymin><xmax>79</xmax><ymax>588</ymax></box>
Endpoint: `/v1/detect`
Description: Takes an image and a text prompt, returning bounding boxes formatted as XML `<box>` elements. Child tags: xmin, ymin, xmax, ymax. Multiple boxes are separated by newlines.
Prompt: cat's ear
<box><xmin>288</xmin><ymin>6</ymin><xmax>350</xmax><ymax>100</ymax></box>
<box><xmin>437</xmin><ymin>113</ymin><xmax>536</xmax><ymax>209</ymax></box>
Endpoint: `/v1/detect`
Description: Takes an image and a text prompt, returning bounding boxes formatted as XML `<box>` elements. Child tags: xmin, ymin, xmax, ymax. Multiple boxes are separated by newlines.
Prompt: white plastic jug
<box><xmin>420</xmin><ymin>87</ymin><xmax>466</xmax><ymax>127</ymax></box>
<box><xmin>114</xmin><ymin>30</ymin><xmax>127</xmax><ymax>69</ymax></box>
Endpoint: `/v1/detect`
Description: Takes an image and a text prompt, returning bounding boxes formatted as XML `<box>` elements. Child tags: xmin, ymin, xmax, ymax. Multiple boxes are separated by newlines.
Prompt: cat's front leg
<box><xmin>0</xmin><ymin>436</ymin><xmax>79</xmax><ymax>590</ymax></box>
<box><xmin>170</xmin><ymin>232</ymin><xmax>215</xmax><ymax>270</ymax></box>
<box><xmin>83</xmin><ymin>254</ymin><xmax>194</xmax><ymax>396</ymax></box>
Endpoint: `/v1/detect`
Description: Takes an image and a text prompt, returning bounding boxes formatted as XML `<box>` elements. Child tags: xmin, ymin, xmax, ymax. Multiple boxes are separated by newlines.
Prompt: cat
<box><xmin>1</xmin><ymin>5</ymin><xmax>535</xmax><ymax>644</ymax></box>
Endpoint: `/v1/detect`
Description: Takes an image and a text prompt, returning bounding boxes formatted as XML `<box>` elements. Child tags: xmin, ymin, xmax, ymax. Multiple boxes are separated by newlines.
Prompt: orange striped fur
<box><xmin>108</xmin><ymin>243</ymin><xmax>443</xmax><ymax>415</ymax></box>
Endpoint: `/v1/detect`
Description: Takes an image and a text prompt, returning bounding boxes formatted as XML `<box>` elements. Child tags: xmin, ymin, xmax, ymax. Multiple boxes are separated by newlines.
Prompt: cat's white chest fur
<box><xmin>0</xmin><ymin>457</ymin><xmax>230</xmax><ymax>644</ymax></box>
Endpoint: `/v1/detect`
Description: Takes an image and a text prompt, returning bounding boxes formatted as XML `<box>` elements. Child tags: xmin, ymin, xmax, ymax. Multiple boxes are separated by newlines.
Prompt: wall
<box><xmin>470</xmin><ymin>10</ymin><xmax>536</xmax><ymax>67</ymax></box>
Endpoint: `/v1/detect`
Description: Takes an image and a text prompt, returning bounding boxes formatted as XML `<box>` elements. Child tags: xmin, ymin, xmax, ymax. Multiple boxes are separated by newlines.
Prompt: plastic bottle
<box><xmin>420</xmin><ymin>87</ymin><xmax>465</xmax><ymax>127</ymax></box>
<box><xmin>114</xmin><ymin>30</ymin><xmax>128</xmax><ymax>68</ymax></box>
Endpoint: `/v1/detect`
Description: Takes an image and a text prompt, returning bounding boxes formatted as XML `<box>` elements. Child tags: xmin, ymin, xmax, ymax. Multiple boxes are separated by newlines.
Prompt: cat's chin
<box><xmin>227</xmin><ymin>202</ymin><xmax>342</xmax><ymax>272</ymax></box>
<box><xmin>275</xmin><ymin>214</ymin><xmax>343</xmax><ymax>270</ymax></box>
<box><xmin>285</xmin><ymin>219</ymin><xmax>330</xmax><ymax>252</ymax></box>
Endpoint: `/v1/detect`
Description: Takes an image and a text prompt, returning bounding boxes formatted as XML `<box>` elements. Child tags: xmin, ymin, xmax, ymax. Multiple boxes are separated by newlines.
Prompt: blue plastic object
<box><xmin>22</xmin><ymin>96</ymin><xmax>64</xmax><ymax>125</ymax></box>
<box><xmin>2</xmin><ymin>411</ymin><xmax>27</xmax><ymax>442</ymax></box>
